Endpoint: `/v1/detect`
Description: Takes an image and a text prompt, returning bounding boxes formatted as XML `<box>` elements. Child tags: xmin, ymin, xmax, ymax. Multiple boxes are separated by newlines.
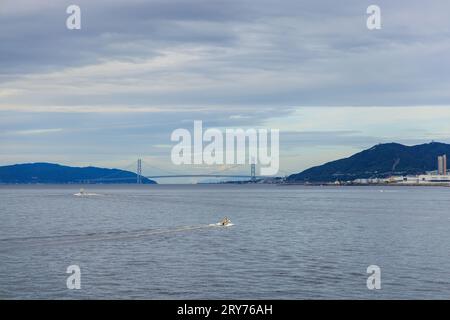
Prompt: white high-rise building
<box><xmin>438</xmin><ymin>155</ymin><xmax>447</xmax><ymax>175</ymax></box>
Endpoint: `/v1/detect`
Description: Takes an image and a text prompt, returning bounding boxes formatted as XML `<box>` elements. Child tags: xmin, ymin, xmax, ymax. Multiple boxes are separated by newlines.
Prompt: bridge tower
<box><xmin>137</xmin><ymin>159</ymin><xmax>142</xmax><ymax>184</ymax></box>
<box><xmin>251</xmin><ymin>163</ymin><xmax>256</xmax><ymax>182</ymax></box>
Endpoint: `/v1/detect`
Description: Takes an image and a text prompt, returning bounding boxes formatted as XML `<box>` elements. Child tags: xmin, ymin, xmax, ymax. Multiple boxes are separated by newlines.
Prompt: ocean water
<box><xmin>0</xmin><ymin>184</ymin><xmax>449</xmax><ymax>299</ymax></box>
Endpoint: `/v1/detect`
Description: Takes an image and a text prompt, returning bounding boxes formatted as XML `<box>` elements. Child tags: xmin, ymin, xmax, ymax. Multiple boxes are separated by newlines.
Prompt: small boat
<box><xmin>208</xmin><ymin>217</ymin><xmax>234</xmax><ymax>227</ymax></box>
<box><xmin>74</xmin><ymin>188</ymin><xmax>86</xmax><ymax>196</ymax></box>
<box><xmin>218</xmin><ymin>217</ymin><xmax>232</xmax><ymax>226</ymax></box>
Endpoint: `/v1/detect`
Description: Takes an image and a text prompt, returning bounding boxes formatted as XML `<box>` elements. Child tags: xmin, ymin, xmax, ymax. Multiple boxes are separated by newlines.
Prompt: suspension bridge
<box><xmin>81</xmin><ymin>159</ymin><xmax>286</xmax><ymax>184</ymax></box>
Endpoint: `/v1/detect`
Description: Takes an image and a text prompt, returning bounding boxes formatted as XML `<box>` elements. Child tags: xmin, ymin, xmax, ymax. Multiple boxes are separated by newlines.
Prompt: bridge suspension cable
<box><xmin>74</xmin><ymin>159</ymin><xmax>277</xmax><ymax>183</ymax></box>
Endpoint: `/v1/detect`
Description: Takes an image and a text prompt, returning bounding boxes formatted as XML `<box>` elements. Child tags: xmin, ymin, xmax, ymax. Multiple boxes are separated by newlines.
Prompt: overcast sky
<box><xmin>1</xmin><ymin>0</ymin><xmax>450</xmax><ymax>180</ymax></box>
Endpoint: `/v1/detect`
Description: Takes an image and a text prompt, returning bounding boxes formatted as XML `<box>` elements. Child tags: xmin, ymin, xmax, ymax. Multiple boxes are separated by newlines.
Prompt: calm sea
<box><xmin>0</xmin><ymin>184</ymin><xmax>449</xmax><ymax>299</ymax></box>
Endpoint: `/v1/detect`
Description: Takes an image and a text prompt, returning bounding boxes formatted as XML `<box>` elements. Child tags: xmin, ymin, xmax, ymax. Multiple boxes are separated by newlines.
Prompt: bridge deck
<box><xmin>145</xmin><ymin>175</ymin><xmax>259</xmax><ymax>179</ymax></box>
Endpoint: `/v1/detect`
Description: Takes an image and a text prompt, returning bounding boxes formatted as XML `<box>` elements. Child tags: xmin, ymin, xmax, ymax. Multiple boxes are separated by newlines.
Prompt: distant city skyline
<box><xmin>1</xmin><ymin>1</ymin><xmax>450</xmax><ymax>181</ymax></box>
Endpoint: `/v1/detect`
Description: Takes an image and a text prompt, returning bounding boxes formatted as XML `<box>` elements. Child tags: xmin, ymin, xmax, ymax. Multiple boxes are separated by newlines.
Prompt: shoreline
<box><xmin>0</xmin><ymin>182</ymin><xmax>449</xmax><ymax>188</ymax></box>
<box><xmin>279</xmin><ymin>182</ymin><xmax>450</xmax><ymax>187</ymax></box>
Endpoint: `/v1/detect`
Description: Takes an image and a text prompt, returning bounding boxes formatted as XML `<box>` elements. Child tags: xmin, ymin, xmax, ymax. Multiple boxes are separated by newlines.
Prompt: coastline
<box><xmin>279</xmin><ymin>182</ymin><xmax>450</xmax><ymax>187</ymax></box>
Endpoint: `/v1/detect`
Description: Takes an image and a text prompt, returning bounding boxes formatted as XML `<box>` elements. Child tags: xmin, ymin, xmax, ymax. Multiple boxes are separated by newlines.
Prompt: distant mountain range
<box><xmin>0</xmin><ymin>163</ymin><xmax>156</xmax><ymax>184</ymax></box>
<box><xmin>2</xmin><ymin>142</ymin><xmax>449</xmax><ymax>184</ymax></box>
<box><xmin>288</xmin><ymin>142</ymin><xmax>450</xmax><ymax>183</ymax></box>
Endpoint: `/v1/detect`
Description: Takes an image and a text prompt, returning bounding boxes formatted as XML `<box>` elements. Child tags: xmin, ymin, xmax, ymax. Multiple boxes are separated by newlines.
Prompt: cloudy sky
<box><xmin>1</xmin><ymin>0</ymin><xmax>450</xmax><ymax>180</ymax></box>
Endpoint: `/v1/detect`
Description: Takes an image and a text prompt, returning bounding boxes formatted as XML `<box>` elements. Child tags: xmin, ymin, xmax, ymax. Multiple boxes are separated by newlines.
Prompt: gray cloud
<box><xmin>2</xmin><ymin>0</ymin><xmax>450</xmax><ymax>108</ymax></box>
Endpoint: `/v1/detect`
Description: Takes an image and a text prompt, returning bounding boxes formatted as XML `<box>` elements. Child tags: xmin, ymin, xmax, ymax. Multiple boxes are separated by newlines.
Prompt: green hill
<box><xmin>0</xmin><ymin>163</ymin><xmax>157</xmax><ymax>184</ymax></box>
<box><xmin>288</xmin><ymin>142</ymin><xmax>450</xmax><ymax>183</ymax></box>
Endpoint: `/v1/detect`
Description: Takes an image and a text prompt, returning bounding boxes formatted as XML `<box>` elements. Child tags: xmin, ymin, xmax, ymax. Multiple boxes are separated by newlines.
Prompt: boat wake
<box><xmin>209</xmin><ymin>223</ymin><xmax>235</xmax><ymax>227</ymax></box>
<box><xmin>0</xmin><ymin>223</ymin><xmax>232</xmax><ymax>250</ymax></box>
<box><xmin>73</xmin><ymin>192</ymin><xmax>101</xmax><ymax>197</ymax></box>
